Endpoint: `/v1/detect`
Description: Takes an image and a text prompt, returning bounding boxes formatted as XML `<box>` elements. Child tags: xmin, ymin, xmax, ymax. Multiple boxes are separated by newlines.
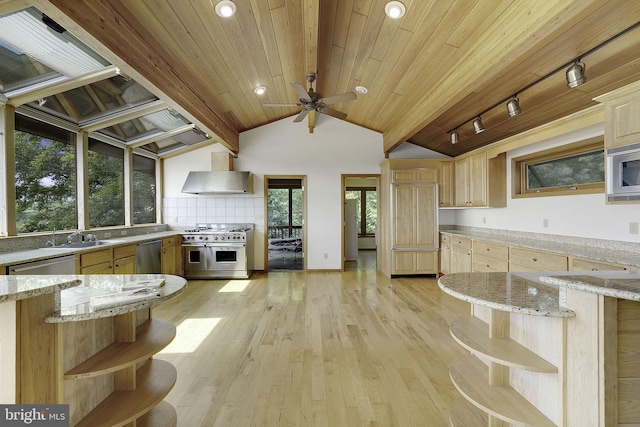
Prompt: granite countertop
<box><xmin>45</xmin><ymin>274</ymin><xmax>187</xmax><ymax>323</ymax></box>
<box><xmin>438</xmin><ymin>272</ymin><xmax>576</xmax><ymax>318</ymax></box>
<box><xmin>539</xmin><ymin>270</ymin><xmax>640</xmax><ymax>301</ymax></box>
<box><xmin>0</xmin><ymin>275</ymin><xmax>82</xmax><ymax>303</ymax></box>
<box><xmin>440</xmin><ymin>229</ymin><xmax>640</xmax><ymax>267</ymax></box>
<box><xmin>0</xmin><ymin>231</ymin><xmax>181</xmax><ymax>268</ymax></box>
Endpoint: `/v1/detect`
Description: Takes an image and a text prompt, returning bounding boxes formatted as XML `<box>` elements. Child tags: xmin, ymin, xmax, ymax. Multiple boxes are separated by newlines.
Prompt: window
<box><xmin>15</xmin><ymin>115</ymin><xmax>77</xmax><ymax>233</ymax></box>
<box><xmin>133</xmin><ymin>154</ymin><xmax>156</xmax><ymax>224</ymax></box>
<box><xmin>88</xmin><ymin>139</ymin><xmax>124</xmax><ymax>227</ymax></box>
<box><xmin>345</xmin><ymin>187</ymin><xmax>377</xmax><ymax>236</ymax></box>
<box><xmin>512</xmin><ymin>137</ymin><xmax>604</xmax><ymax>197</ymax></box>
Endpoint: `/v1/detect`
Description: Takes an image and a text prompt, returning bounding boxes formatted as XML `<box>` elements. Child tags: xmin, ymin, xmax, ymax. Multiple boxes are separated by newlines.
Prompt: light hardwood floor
<box><xmin>152</xmin><ymin>270</ymin><xmax>470</xmax><ymax>426</ymax></box>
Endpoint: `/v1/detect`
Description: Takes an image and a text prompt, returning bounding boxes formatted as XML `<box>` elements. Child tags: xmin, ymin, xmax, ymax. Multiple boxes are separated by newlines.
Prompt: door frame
<box><xmin>341</xmin><ymin>174</ymin><xmax>380</xmax><ymax>271</ymax></box>
<box><xmin>264</xmin><ymin>175</ymin><xmax>307</xmax><ymax>272</ymax></box>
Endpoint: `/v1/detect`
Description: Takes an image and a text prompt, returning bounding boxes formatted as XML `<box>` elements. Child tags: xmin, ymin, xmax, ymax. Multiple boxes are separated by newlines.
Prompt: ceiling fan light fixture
<box><xmin>566</xmin><ymin>61</ymin><xmax>587</xmax><ymax>88</ymax></box>
<box><xmin>254</xmin><ymin>85</ymin><xmax>266</xmax><ymax>95</ymax></box>
<box><xmin>385</xmin><ymin>1</ymin><xmax>406</xmax><ymax>19</ymax></box>
<box><xmin>450</xmin><ymin>129</ymin><xmax>459</xmax><ymax>145</ymax></box>
<box><xmin>472</xmin><ymin>116</ymin><xmax>485</xmax><ymax>134</ymax></box>
<box><xmin>506</xmin><ymin>96</ymin><xmax>521</xmax><ymax>117</ymax></box>
<box><xmin>214</xmin><ymin>0</ymin><xmax>236</xmax><ymax>18</ymax></box>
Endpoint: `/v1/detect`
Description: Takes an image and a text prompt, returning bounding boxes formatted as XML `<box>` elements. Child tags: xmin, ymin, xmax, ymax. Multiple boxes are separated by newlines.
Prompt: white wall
<box><xmin>455</xmin><ymin>123</ymin><xmax>640</xmax><ymax>243</ymax></box>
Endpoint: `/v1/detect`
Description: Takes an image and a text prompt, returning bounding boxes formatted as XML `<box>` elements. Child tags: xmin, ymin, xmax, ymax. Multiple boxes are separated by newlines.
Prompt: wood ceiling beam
<box><xmin>303</xmin><ymin>0</ymin><xmax>319</xmax><ymax>76</ymax></box>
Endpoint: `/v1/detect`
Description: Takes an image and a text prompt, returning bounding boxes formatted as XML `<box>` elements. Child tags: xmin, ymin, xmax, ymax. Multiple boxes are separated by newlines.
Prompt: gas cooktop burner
<box><xmin>183</xmin><ymin>223</ymin><xmax>254</xmax><ymax>233</ymax></box>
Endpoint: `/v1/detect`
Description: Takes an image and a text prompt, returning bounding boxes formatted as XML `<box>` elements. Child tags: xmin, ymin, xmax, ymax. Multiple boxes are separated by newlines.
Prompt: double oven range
<box><xmin>182</xmin><ymin>223</ymin><xmax>254</xmax><ymax>279</ymax></box>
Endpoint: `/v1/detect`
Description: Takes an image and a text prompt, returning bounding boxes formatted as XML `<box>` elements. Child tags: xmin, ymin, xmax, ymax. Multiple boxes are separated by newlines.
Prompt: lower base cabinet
<box><xmin>392</xmin><ymin>250</ymin><xmax>438</xmax><ymax>275</ymax></box>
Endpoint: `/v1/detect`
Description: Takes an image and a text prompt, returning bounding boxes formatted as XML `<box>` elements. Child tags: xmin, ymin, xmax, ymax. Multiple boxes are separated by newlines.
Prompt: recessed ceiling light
<box><xmin>385</xmin><ymin>1</ymin><xmax>406</xmax><ymax>19</ymax></box>
<box><xmin>214</xmin><ymin>0</ymin><xmax>236</xmax><ymax>18</ymax></box>
<box><xmin>355</xmin><ymin>85</ymin><xmax>368</xmax><ymax>94</ymax></box>
<box><xmin>254</xmin><ymin>85</ymin><xmax>266</xmax><ymax>95</ymax></box>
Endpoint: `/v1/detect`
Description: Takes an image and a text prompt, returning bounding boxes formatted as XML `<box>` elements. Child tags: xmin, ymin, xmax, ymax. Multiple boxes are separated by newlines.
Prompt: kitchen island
<box><xmin>0</xmin><ymin>274</ymin><xmax>186</xmax><ymax>426</ymax></box>
<box><xmin>439</xmin><ymin>270</ymin><xmax>640</xmax><ymax>427</ymax></box>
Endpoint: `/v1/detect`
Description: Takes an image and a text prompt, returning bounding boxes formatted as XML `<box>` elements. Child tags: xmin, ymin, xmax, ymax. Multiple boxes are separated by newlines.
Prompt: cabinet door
<box><xmin>414</xmin><ymin>183</ymin><xmax>438</xmax><ymax>247</ymax></box>
<box><xmin>162</xmin><ymin>244</ymin><xmax>177</xmax><ymax>275</ymax></box>
<box><xmin>451</xmin><ymin>246</ymin><xmax>471</xmax><ymax>273</ymax></box>
<box><xmin>469</xmin><ymin>152</ymin><xmax>487</xmax><ymax>206</ymax></box>
<box><xmin>80</xmin><ymin>261</ymin><xmax>112</xmax><ymax>274</ymax></box>
<box><xmin>454</xmin><ymin>158</ymin><xmax>469</xmax><ymax>206</ymax></box>
<box><xmin>392</xmin><ymin>185</ymin><xmax>415</xmax><ymax>247</ymax></box>
<box><xmin>438</xmin><ymin>161</ymin><xmax>455</xmax><ymax>207</ymax></box>
<box><xmin>114</xmin><ymin>256</ymin><xmax>136</xmax><ymax>274</ymax></box>
<box><xmin>440</xmin><ymin>244</ymin><xmax>451</xmax><ymax>275</ymax></box>
<box><xmin>415</xmin><ymin>251</ymin><xmax>438</xmax><ymax>274</ymax></box>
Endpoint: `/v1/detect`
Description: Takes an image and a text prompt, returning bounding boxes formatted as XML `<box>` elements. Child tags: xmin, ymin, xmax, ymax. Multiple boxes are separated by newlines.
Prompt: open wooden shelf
<box><xmin>450</xmin><ymin>355</ymin><xmax>556</xmax><ymax>427</ymax></box>
<box><xmin>137</xmin><ymin>401</ymin><xmax>177</xmax><ymax>427</ymax></box>
<box><xmin>449</xmin><ymin>397</ymin><xmax>488</xmax><ymax>427</ymax></box>
<box><xmin>450</xmin><ymin>315</ymin><xmax>557</xmax><ymax>373</ymax></box>
<box><xmin>76</xmin><ymin>359</ymin><xmax>176</xmax><ymax>427</ymax></box>
<box><xmin>65</xmin><ymin>319</ymin><xmax>176</xmax><ymax>380</ymax></box>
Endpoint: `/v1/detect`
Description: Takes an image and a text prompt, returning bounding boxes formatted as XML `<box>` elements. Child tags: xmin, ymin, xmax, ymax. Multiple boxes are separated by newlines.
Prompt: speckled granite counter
<box><xmin>0</xmin><ymin>275</ymin><xmax>81</xmax><ymax>303</ymax></box>
<box><xmin>539</xmin><ymin>270</ymin><xmax>640</xmax><ymax>301</ymax></box>
<box><xmin>438</xmin><ymin>272</ymin><xmax>576</xmax><ymax>317</ymax></box>
<box><xmin>440</xmin><ymin>227</ymin><xmax>640</xmax><ymax>268</ymax></box>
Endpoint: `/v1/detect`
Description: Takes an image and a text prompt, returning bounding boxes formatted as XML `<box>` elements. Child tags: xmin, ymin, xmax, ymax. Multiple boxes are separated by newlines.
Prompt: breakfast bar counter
<box><xmin>439</xmin><ymin>271</ymin><xmax>640</xmax><ymax>427</ymax></box>
<box><xmin>0</xmin><ymin>274</ymin><xmax>186</xmax><ymax>427</ymax></box>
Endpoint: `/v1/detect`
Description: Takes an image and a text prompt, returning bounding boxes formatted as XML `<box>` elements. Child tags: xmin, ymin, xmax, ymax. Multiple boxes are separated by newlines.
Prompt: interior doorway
<box><xmin>265</xmin><ymin>176</ymin><xmax>306</xmax><ymax>271</ymax></box>
<box><xmin>342</xmin><ymin>175</ymin><xmax>379</xmax><ymax>271</ymax></box>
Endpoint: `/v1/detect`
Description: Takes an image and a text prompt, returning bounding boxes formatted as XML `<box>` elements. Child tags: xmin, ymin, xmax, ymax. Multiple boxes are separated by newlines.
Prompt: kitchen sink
<box><xmin>44</xmin><ymin>240</ymin><xmax>124</xmax><ymax>250</ymax></box>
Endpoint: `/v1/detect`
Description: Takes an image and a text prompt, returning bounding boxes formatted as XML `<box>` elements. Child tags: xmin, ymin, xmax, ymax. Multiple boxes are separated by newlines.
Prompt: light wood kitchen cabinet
<box><xmin>509</xmin><ymin>247</ymin><xmax>568</xmax><ymax>272</ymax></box>
<box><xmin>595</xmin><ymin>80</ymin><xmax>640</xmax><ymax>149</ymax></box>
<box><xmin>450</xmin><ymin>236</ymin><xmax>472</xmax><ymax>273</ymax></box>
<box><xmin>440</xmin><ymin>234</ymin><xmax>451</xmax><ymax>275</ymax></box>
<box><xmin>437</xmin><ymin>160</ymin><xmax>455</xmax><ymax>207</ymax></box>
<box><xmin>378</xmin><ymin>159</ymin><xmax>439</xmax><ymax>277</ymax></box>
<box><xmin>472</xmin><ymin>240</ymin><xmax>509</xmax><ymax>272</ymax></box>
<box><xmin>79</xmin><ymin>248</ymin><xmax>113</xmax><ymax>274</ymax></box>
<box><xmin>162</xmin><ymin>236</ymin><xmax>182</xmax><ymax>275</ymax></box>
<box><xmin>454</xmin><ymin>151</ymin><xmax>506</xmax><ymax>207</ymax></box>
<box><xmin>113</xmin><ymin>244</ymin><xmax>137</xmax><ymax>274</ymax></box>
<box><xmin>569</xmin><ymin>256</ymin><xmax>630</xmax><ymax>271</ymax></box>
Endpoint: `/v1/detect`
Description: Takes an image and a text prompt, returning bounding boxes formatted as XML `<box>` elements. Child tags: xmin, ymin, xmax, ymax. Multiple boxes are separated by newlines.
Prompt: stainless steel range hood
<box><xmin>181</xmin><ymin>171</ymin><xmax>253</xmax><ymax>194</ymax></box>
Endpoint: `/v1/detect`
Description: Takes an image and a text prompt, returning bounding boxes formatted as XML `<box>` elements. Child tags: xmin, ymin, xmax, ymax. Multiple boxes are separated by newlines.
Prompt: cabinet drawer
<box><xmin>392</xmin><ymin>168</ymin><xmax>437</xmax><ymax>183</ymax></box>
<box><xmin>509</xmin><ymin>247</ymin><xmax>567</xmax><ymax>271</ymax></box>
<box><xmin>114</xmin><ymin>244</ymin><xmax>136</xmax><ymax>260</ymax></box>
<box><xmin>441</xmin><ymin>234</ymin><xmax>451</xmax><ymax>245</ymax></box>
<box><xmin>80</xmin><ymin>248</ymin><xmax>113</xmax><ymax>268</ymax></box>
<box><xmin>472</xmin><ymin>254</ymin><xmax>509</xmax><ymax>272</ymax></box>
<box><xmin>472</xmin><ymin>240</ymin><xmax>508</xmax><ymax>261</ymax></box>
<box><xmin>162</xmin><ymin>236</ymin><xmax>178</xmax><ymax>247</ymax></box>
<box><xmin>570</xmin><ymin>257</ymin><xmax>629</xmax><ymax>271</ymax></box>
<box><xmin>451</xmin><ymin>236</ymin><xmax>472</xmax><ymax>250</ymax></box>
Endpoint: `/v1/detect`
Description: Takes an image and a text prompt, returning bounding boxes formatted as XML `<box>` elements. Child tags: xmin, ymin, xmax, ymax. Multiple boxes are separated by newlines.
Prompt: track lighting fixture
<box><xmin>506</xmin><ymin>96</ymin><xmax>521</xmax><ymax>117</ymax></box>
<box><xmin>566</xmin><ymin>61</ymin><xmax>587</xmax><ymax>88</ymax></box>
<box><xmin>214</xmin><ymin>0</ymin><xmax>236</xmax><ymax>18</ymax></box>
<box><xmin>450</xmin><ymin>129</ymin><xmax>459</xmax><ymax>144</ymax></box>
<box><xmin>472</xmin><ymin>117</ymin><xmax>485</xmax><ymax>134</ymax></box>
<box><xmin>385</xmin><ymin>1</ymin><xmax>406</xmax><ymax>19</ymax></box>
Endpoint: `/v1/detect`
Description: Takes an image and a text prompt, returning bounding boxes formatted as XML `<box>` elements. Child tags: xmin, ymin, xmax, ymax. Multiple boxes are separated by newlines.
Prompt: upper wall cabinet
<box><xmin>595</xmin><ymin>80</ymin><xmax>640</xmax><ymax>150</ymax></box>
<box><xmin>454</xmin><ymin>152</ymin><xmax>506</xmax><ymax>208</ymax></box>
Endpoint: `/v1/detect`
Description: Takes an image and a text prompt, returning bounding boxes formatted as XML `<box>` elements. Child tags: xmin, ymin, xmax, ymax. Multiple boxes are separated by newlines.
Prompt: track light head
<box><xmin>472</xmin><ymin>116</ymin><xmax>485</xmax><ymax>134</ymax></box>
<box><xmin>450</xmin><ymin>129</ymin><xmax>459</xmax><ymax>144</ymax></box>
<box><xmin>506</xmin><ymin>96</ymin><xmax>521</xmax><ymax>117</ymax></box>
<box><xmin>566</xmin><ymin>61</ymin><xmax>587</xmax><ymax>88</ymax></box>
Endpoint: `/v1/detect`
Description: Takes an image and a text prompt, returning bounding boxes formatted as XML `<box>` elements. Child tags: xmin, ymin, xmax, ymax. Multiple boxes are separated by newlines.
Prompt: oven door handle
<box><xmin>209</xmin><ymin>243</ymin><xmax>246</xmax><ymax>248</ymax></box>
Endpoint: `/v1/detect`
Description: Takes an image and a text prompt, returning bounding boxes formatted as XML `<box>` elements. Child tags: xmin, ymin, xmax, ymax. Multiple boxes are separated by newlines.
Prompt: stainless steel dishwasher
<box><xmin>136</xmin><ymin>240</ymin><xmax>161</xmax><ymax>274</ymax></box>
<box><xmin>8</xmin><ymin>255</ymin><xmax>76</xmax><ymax>275</ymax></box>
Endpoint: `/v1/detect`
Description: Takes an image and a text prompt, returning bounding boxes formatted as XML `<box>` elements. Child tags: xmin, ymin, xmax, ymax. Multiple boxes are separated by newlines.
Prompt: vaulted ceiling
<box><xmin>22</xmin><ymin>0</ymin><xmax>640</xmax><ymax>157</ymax></box>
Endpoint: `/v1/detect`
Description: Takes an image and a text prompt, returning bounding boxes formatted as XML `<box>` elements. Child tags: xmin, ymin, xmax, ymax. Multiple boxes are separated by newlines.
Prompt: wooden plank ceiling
<box><xmin>36</xmin><ymin>0</ymin><xmax>640</xmax><ymax>157</ymax></box>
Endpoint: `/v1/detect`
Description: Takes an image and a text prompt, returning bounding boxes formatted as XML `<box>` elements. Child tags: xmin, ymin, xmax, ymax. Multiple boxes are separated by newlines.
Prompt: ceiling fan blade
<box><xmin>293</xmin><ymin>109</ymin><xmax>309</xmax><ymax>122</ymax></box>
<box><xmin>262</xmin><ymin>103</ymin><xmax>301</xmax><ymax>107</ymax></box>
<box><xmin>318</xmin><ymin>106</ymin><xmax>347</xmax><ymax>119</ymax></box>
<box><xmin>319</xmin><ymin>91</ymin><xmax>356</xmax><ymax>105</ymax></box>
<box><xmin>290</xmin><ymin>82</ymin><xmax>311</xmax><ymax>101</ymax></box>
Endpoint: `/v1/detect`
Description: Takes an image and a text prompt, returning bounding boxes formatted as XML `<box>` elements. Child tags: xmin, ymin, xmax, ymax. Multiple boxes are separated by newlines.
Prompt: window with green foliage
<box><xmin>15</xmin><ymin>116</ymin><xmax>77</xmax><ymax>233</ymax></box>
<box><xmin>88</xmin><ymin>139</ymin><xmax>124</xmax><ymax>227</ymax></box>
<box><xmin>345</xmin><ymin>187</ymin><xmax>377</xmax><ymax>236</ymax></box>
<box><xmin>513</xmin><ymin>137</ymin><xmax>605</xmax><ymax>197</ymax></box>
<box><xmin>133</xmin><ymin>154</ymin><xmax>156</xmax><ymax>224</ymax></box>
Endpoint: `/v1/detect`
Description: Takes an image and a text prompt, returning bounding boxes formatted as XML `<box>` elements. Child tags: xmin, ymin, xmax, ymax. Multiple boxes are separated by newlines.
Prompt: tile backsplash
<box><xmin>163</xmin><ymin>196</ymin><xmax>265</xmax><ymax>230</ymax></box>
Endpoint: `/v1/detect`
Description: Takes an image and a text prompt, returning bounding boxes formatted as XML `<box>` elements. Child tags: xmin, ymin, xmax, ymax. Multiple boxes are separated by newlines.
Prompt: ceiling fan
<box><xmin>263</xmin><ymin>73</ymin><xmax>357</xmax><ymax>133</ymax></box>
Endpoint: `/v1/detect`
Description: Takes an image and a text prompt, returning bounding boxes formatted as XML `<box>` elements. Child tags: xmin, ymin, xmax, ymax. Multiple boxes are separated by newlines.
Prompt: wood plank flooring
<box><xmin>152</xmin><ymin>271</ymin><xmax>470</xmax><ymax>426</ymax></box>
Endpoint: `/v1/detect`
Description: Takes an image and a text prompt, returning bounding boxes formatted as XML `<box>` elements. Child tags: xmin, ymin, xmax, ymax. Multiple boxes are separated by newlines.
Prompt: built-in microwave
<box><xmin>607</xmin><ymin>141</ymin><xmax>640</xmax><ymax>202</ymax></box>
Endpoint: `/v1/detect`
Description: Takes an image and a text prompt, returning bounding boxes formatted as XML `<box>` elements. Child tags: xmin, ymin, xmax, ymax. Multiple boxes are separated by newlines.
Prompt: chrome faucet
<box><xmin>67</xmin><ymin>230</ymin><xmax>84</xmax><ymax>244</ymax></box>
<box><xmin>46</xmin><ymin>227</ymin><xmax>57</xmax><ymax>247</ymax></box>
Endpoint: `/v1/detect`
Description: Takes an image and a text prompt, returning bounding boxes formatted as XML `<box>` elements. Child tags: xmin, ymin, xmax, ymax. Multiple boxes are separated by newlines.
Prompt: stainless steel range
<box><xmin>182</xmin><ymin>223</ymin><xmax>254</xmax><ymax>279</ymax></box>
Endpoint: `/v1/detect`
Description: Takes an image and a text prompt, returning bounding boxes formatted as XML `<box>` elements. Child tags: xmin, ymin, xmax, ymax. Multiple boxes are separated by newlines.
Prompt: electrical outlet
<box><xmin>324</xmin><ymin>253</ymin><xmax>328</xmax><ymax>259</ymax></box>
<box><xmin>630</xmin><ymin>222</ymin><xmax>639</xmax><ymax>235</ymax></box>
<box><xmin>482</xmin><ymin>217</ymin><xmax>487</xmax><ymax>224</ymax></box>
<box><xmin>543</xmin><ymin>218</ymin><xmax>549</xmax><ymax>228</ymax></box>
